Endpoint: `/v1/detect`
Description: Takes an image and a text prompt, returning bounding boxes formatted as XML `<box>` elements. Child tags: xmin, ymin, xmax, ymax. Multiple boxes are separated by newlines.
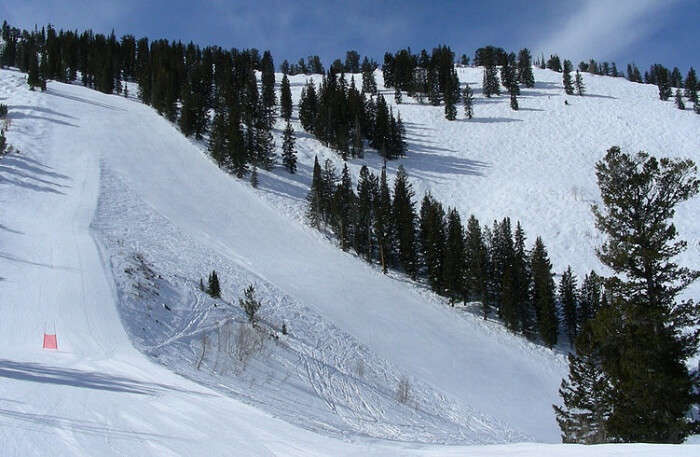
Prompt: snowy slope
<box><xmin>0</xmin><ymin>62</ymin><xmax>698</xmax><ymax>456</ymax></box>
<box><xmin>271</xmin><ymin>67</ymin><xmax>700</xmax><ymax>298</ymax></box>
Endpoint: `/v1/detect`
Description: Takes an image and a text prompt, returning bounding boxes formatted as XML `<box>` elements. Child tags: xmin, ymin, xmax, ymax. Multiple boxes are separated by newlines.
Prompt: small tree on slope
<box><xmin>207</xmin><ymin>270</ymin><xmax>221</xmax><ymax>298</ymax></box>
<box><xmin>282</xmin><ymin>120</ymin><xmax>297</xmax><ymax>173</ymax></box>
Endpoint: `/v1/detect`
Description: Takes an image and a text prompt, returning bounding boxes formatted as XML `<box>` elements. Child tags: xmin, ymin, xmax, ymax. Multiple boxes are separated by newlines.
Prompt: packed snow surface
<box><xmin>0</xmin><ymin>64</ymin><xmax>698</xmax><ymax>456</ymax></box>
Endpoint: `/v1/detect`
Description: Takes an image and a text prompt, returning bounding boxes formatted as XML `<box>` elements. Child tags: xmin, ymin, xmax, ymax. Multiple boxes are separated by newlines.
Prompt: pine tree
<box><xmin>531</xmin><ymin>236</ymin><xmax>558</xmax><ymax>347</ymax></box>
<box><xmin>657</xmin><ymin>68</ymin><xmax>672</xmax><ymax>101</ymax></box>
<box><xmin>675</xmin><ymin>89</ymin><xmax>685</xmax><ymax>110</ymax></box>
<box><xmin>332</xmin><ymin>164</ymin><xmax>356</xmax><ymax>251</ymax></box>
<box><xmin>208</xmin><ymin>109</ymin><xmax>228</xmax><ymax>167</ymax></box>
<box><xmin>444</xmin><ymin>72</ymin><xmax>458</xmax><ymax>120</ymax></box>
<box><xmin>362</xmin><ymin>64</ymin><xmax>377</xmax><ymax>95</ymax></box>
<box><xmin>443</xmin><ymin>208</ymin><xmax>466</xmax><ymax>303</ymax></box>
<box><xmin>254</xmin><ymin>118</ymin><xmax>275</xmax><ymax>170</ymax></box>
<box><xmin>239</xmin><ymin>284</ymin><xmax>262</xmax><ymax>324</ymax></box>
<box><xmin>207</xmin><ymin>270</ymin><xmax>221</xmax><ymax>298</ymax></box>
<box><xmin>462</xmin><ymin>83</ymin><xmax>474</xmax><ymax>119</ymax></box>
<box><xmin>419</xmin><ymin>194</ymin><xmax>446</xmax><ymax>292</ymax></box>
<box><xmin>306</xmin><ymin>156</ymin><xmax>323</xmax><ymax>228</ymax></box>
<box><xmin>482</xmin><ymin>64</ymin><xmax>500</xmax><ymax>98</ymax></box>
<box><xmin>394</xmin><ymin>86</ymin><xmax>402</xmax><ymax>104</ymax></box>
<box><xmin>354</xmin><ymin>165</ymin><xmax>376</xmax><ymax>261</ymax></box>
<box><xmin>280</xmin><ymin>73</ymin><xmax>293</xmax><ymax>121</ymax></box>
<box><xmin>513</xmin><ymin>222</ymin><xmax>532</xmax><ymax>336</ymax></box>
<box><xmin>374</xmin><ymin>162</ymin><xmax>393</xmax><ymax>273</ymax></box>
<box><xmin>298</xmin><ymin>80</ymin><xmax>317</xmax><ymax>132</ymax></box>
<box><xmin>559</xmin><ymin>266</ymin><xmax>579</xmax><ymax>344</ymax></box>
<box><xmin>554</xmin><ymin>322</ymin><xmax>612</xmax><ymax>444</ymax></box>
<box><xmin>590</xmin><ymin>146</ymin><xmax>700</xmax><ymax>442</ymax></box>
<box><xmin>393</xmin><ymin>165</ymin><xmax>418</xmax><ymax>279</ymax></box>
<box><xmin>683</xmin><ymin>67</ymin><xmax>697</xmax><ymax>102</ymax></box>
<box><xmin>578</xmin><ymin>271</ymin><xmax>602</xmax><ymax>330</ymax></box>
<box><xmin>465</xmin><ymin>215</ymin><xmax>489</xmax><ymax>317</ymax></box>
<box><xmin>574</xmin><ymin>70</ymin><xmax>585</xmax><ymax>96</ymax></box>
<box><xmin>517</xmin><ymin>48</ymin><xmax>535</xmax><ymax>88</ymax></box>
<box><xmin>27</xmin><ymin>48</ymin><xmax>42</xmax><ymax>91</ymax></box>
<box><xmin>509</xmin><ymin>85</ymin><xmax>519</xmax><ymax>111</ymax></box>
<box><xmin>260</xmin><ymin>50</ymin><xmax>276</xmax><ymax>128</ymax></box>
<box><xmin>282</xmin><ymin>120</ymin><xmax>297</xmax><ymax>173</ymax></box>
<box><xmin>427</xmin><ymin>68</ymin><xmax>441</xmax><ymax>106</ymax></box>
<box><xmin>563</xmin><ymin>60</ymin><xmax>574</xmax><ymax>95</ymax></box>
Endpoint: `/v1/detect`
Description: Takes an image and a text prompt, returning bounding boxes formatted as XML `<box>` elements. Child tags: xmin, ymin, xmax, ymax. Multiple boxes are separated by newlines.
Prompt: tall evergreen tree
<box><xmin>563</xmin><ymin>60</ymin><xmax>574</xmax><ymax>95</ymax></box>
<box><xmin>657</xmin><ymin>67</ymin><xmax>672</xmax><ymax>101</ymax></box>
<box><xmin>513</xmin><ymin>222</ymin><xmax>532</xmax><ymax>335</ymax></box>
<box><xmin>675</xmin><ymin>89</ymin><xmax>685</xmax><ymax>110</ymax></box>
<box><xmin>355</xmin><ymin>165</ymin><xmax>376</xmax><ymax>262</ymax></box>
<box><xmin>589</xmin><ymin>146</ymin><xmax>699</xmax><ymax>443</ymax></box>
<box><xmin>559</xmin><ymin>266</ymin><xmax>579</xmax><ymax>344</ymax></box>
<box><xmin>683</xmin><ymin>67</ymin><xmax>697</xmax><ymax>101</ymax></box>
<box><xmin>554</xmin><ymin>321</ymin><xmax>613</xmax><ymax>444</ymax></box>
<box><xmin>443</xmin><ymin>208</ymin><xmax>466</xmax><ymax>303</ymax></box>
<box><xmin>282</xmin><ymin>120</ymin><xmax>297</xmax><ymax>173</ymax></box>
<box><xmin>462</xmin><ymin>83</ymin><xmax>474</xmax><ymax>119</ymax></box>
<box><xmin>306</xmin><ymin>156</ymin><xmax>323</xmax><ymax>229</ymax></box>
<box><xmin>575</xmin><ymin>70</ymin><xmax>585</xmax><ymax>96</ymax></box>
<box><xmin>374</xmin><ymin>162</ymin><xmax>393</xmax><ymax>273</ymax></box>
<box><xmin>392</xmin><ymin>165</ymin><xmax>418</xmax><ymax>279</ymax></box>
<box><xmin>280</xmin><ymin>73</ymin><xmax>293</xmax><ymax>121</ymax></box>
<box><xmin>531</xmin><ymin>236</ymin><xmax>558</xmax><ymax>347</ymax></box>
<box><xmin>298</xmin><ymin>80</ymin><xmax>318</xmax><ymax>132</ymax></box>
<box><xmin>517</xmin><ymin>48</ymin><xmax>535</xmax><ymax>88</ymax></box>
<box><xmin>207</xmin><ymin>270</ymin><xmax>221</xmax><ymax>298</ymax></box>
<box><xmin>332</xmin><ymin>164</ymin><xmax>356</xmax><ymax>251</ymax></box>
<box><xmin>362</xmin><ymin>63</ymin><xmax>377</xmax><ymax>95</ymax></box>
<box><xmin>260</xmin><ymin>50</ymin><xmax>276</xmax><ymax>127</ymax></box>
<box><xmin>419</xmin><ymin>194</ymin><xmax>446</xmax><ymax>292</ymax></box>
<box><xmin>509</xmin><ymin>84</ymin><xmax>519</xmax><ymax>111</ymax></box>
<box><xmin>465</xmin><ymin>215</ymin><xmax>489</xmax><ymax>317</ymax></box>
<box><xmin>578</xmin><ymin>271</ymin><xmax>602</xmax><ymax>330</ymax></box>
<box><xmin>482</xmin><ymin>64</ymin><xmax>500</xmax><ymax>98</ymax></box>
<box><xmin>444</xmin><ymin>70</ymin><xmax>458</xmax><ymax>120</ymax></box>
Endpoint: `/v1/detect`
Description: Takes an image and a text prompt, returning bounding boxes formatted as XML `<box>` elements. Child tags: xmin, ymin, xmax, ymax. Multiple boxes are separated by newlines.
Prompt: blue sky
<box><xmin>1</xmin><ymin>0</ymin><xmax>698</xmax><ymax>73</ymax></box>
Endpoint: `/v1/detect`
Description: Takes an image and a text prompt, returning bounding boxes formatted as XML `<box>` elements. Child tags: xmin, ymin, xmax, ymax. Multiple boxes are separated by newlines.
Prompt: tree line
<box><xmin>305</xmin><ymin>158</ymin><xmax>612</xmax><ymax>348</ymax></box>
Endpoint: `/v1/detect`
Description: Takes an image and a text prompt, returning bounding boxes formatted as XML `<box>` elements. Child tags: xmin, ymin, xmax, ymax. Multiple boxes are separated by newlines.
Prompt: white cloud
<box><xmin>535</xmin><ymin>0</ymin><xmax>682</xmax><ymax>62</ymax></box>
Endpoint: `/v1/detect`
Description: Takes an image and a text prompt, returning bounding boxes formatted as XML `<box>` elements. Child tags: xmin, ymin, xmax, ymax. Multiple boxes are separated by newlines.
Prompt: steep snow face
<box><xmin>0</xmin><ymin>61</ymin><xmax>699</xmax><ymax>456</ymax></box>
<box><xmin>275</xmin><ymin>67</ymin><xmax>700</xmax><ymax>298</ymax></box>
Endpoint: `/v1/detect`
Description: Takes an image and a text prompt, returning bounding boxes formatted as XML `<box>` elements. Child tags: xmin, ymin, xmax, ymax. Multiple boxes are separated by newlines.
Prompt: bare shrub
<box><xmin>397</xmin><ymin>376</ymin><xmax>411</xmax><ymax>404</ymax></box>
<box><xmin>233</xmin><ymin>322</ymin><xmax>265</xmax><ymax>370</ymax></box>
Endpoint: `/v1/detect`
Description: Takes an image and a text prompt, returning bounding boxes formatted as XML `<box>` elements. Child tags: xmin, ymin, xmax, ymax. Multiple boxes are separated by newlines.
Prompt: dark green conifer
<box><xmin>575</xmin><ymin>70</ymin><xmax>585</xmax><ymax>96</ymax></box>
<box><xmin>589</xmin><ymin>146</ymin><xmax>700</xmax><ymax>442</ymax></box>
<box><xmin>465</xmin><ymin>215</ymin><xmax>489</xmax><ymax>317</ymax></box>
<box><xmin>374</xmin><ymin>163</ymin><xmax>393</xmax><ymax>273</ymax></box>
<box><xmin>443</xmin><ymin>208</ymin><xmax>466</xmax><ymax>303</ymax></box>
<box><xmin>563</xmin><ymin>60</ymin><xmax>574</xmax><ymax>95</ymax></box>
<box><xmin>207</xmin><ymin>270</ymin><xmax>221</xmax><ymax>298</ymax></box>
<box><xmin>332</xmin><ymin>164</ymin><xmax>356</xmax><ymax>251</ymax></box>
<box><xmin>462</xmin><ymin>84</ymin><xmax>474</xmax><ymax>119</ymax></box>
<box><xmin>306</xmin><ymin>156</ymin><xmax>323</xmax><ymax>228</ymax></box>
<box><xmin>280</xmin><ymin>73</ymin><xmax>293</xmax><ymax>121</ymax></box>
<box><xmin>482</xmin><ymin>64</ymin><xmax>500</xmax><ymax>98</ymax></box>
<box><xmin>392</xmin><ymin>165</ymin><xmax>418</xmax><ymax>279</ymax></box>
<box><xmin>517</xmin><ymin>48</ymin><xmax>535</xmax><ymax>88</ymax></box>
<box><xmin>531</xmin><ymin>236</ymin><xmax>558</xmax><ymax>347</ymax></box>
<box><xmin>559</xmin><ymin>266</ymin><xmax>579</xmax><ymax>344</ymax></box>
<box><xmin>282</xmin><ymin>120</ymin><xmax>297</xmax><ymax>173</ymax></box>
<box><xmin>675</xmin><ymin>89</ymin><xmax>685</xmax><ymax>110</ymax></box>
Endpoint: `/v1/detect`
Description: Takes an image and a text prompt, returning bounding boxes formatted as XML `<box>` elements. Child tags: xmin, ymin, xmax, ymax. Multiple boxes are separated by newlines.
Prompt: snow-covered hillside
<box><xmin>0</xmin><ymin>63</ymin><xmax>698</xmax><ymax>456</ymax></box>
